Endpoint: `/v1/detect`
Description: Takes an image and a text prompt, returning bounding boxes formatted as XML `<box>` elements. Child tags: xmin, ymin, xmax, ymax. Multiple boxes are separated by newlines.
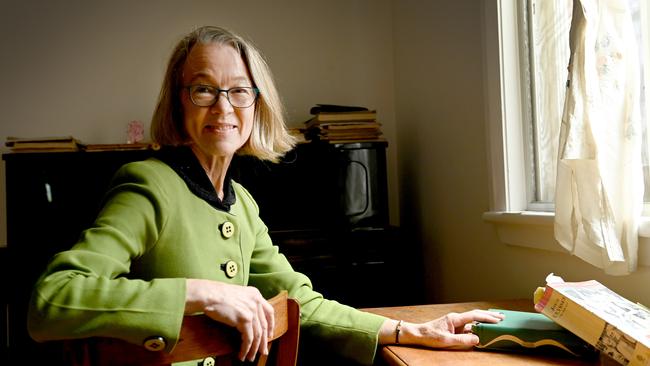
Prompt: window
<box><xmin>482</xmin><ymin>0</ymin><xmax>650</xmax><ymax>264</ymax></box>
<box><xmin>526</xmin><ymin>0</ymin><xmax>649</xmax><ymax>208</ymax></box>
<box><xmin>525</xmin><ymin>0</ymin><xmax>571</xmax><ymax>208</ymax></box>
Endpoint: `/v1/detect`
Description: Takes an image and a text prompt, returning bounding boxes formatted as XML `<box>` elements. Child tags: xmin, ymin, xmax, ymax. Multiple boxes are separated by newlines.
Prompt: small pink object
<box><xmin>127</xmin><ymin>120</ymin><xmax>145</xmax><ymax>143</ymax></box>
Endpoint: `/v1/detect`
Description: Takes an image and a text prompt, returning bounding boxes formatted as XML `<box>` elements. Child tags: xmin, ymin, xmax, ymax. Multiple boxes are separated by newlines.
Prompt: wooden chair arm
<box><xmin>64</xmin><ymin>290</ymin><xmax>299</xmax><ymax>366</ymax></box>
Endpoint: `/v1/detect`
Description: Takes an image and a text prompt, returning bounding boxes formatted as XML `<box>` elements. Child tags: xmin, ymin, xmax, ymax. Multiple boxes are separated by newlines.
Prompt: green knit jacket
<box><xmin>27</xmin><ymin>157</ymin><xmax>386</xmax><ymax>365</ymax></box>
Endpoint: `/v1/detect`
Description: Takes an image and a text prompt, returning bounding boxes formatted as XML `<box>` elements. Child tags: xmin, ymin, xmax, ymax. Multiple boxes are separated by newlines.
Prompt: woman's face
<box><xmin>180</xmin><ymin>42</ymin><xmax>255</xmax><ymax>162</ymax></box>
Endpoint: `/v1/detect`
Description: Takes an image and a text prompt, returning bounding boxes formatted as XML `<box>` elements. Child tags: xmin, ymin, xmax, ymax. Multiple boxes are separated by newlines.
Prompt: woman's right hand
<box><xmin>185</xmin><ymin>279</ymin><xmax>275</xmax><ymax>362</ymax></box>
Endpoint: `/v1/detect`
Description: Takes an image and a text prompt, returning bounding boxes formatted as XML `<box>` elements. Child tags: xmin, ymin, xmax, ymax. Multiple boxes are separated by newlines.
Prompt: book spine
<box><xmin>536</xmin><ymin>288</ymin><xmax>650</xmax><ymax>366</ymax></box>
<box><xmin>536</xmin><ymin>287</ymin><xmax>605</xmax><ymax>345</ymax></box>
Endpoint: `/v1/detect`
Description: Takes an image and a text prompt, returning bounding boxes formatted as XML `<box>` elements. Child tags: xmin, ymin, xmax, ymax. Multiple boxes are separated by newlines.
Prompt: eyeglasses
<box><xmin>185</xmin><ymin>85</ymin><xmax>260</xmax><ymax>108</ymax></box>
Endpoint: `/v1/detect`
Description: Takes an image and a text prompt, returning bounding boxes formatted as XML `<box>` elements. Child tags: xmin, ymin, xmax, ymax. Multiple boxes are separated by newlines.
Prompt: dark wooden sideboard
<box><xmin>1</xmin><ymin>142</ymin><xmax>423</xmax><ymax>365</ymax></box>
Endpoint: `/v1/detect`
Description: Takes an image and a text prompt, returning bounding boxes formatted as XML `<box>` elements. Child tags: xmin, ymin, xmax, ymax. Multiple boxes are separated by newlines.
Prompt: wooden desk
<box><xmin>363</xmin><ymin>299</ymin><xmax>606</xmax><ymax>366</ymax></box>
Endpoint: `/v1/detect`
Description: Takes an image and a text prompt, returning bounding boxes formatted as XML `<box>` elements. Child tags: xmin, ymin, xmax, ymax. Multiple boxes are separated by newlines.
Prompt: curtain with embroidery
<box><xmin>554</xmin><ymin>0</ymin><xmax>643</xmax><ymax>275</ymax></box>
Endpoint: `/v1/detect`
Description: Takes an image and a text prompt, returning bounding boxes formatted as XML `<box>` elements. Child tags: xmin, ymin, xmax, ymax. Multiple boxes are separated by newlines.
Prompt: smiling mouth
<box><xmin>205</xmin><ymin>124</ymin><xmax>237</xmax><ymax>132</ymax></box>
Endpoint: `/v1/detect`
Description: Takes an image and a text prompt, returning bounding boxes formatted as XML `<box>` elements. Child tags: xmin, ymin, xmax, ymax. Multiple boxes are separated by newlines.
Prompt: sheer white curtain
<box><xmin>555</xmin><ymin>0</ymin><xmax>643</xmax><ymax>275</ymax></box>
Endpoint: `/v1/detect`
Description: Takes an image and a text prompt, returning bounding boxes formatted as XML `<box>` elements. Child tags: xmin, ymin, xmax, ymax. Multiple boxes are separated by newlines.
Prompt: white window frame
<box><xmin>481</xmin><ymin>0</ymin><xmax>650</xmax><ymax>266</ymax></box>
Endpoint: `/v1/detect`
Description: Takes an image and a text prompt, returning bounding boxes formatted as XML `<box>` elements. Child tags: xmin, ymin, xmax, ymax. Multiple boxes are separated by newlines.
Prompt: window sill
<box><xmin>483</xmin><ymin>211</ymin><xmax>650</xmax><ymax>267</ymax></box>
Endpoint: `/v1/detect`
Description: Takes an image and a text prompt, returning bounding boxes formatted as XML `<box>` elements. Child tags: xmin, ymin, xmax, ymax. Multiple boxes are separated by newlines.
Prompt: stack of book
<box><xmin>303</xmin><ymin>104</ymin><xmax>383</xmax><ymax>143</ymax></box>
<box><xmin>287</xmin><ymin>127</ymin><xmax>307</xmax><ymax>144</ymax></box>
<box><xmin>83</xmin><ymin>142</ymin><xmax>159</xmax><ymax>152</ymax></box>
<box><xmin>534</xmin><ymin>274</ymin><xmax>650</xmax><ymax>365</ymax></box>
<box><xmin>473</xmin><ymin>273</ymin><xmax>650</xmax><ymax>365</ymax></box>
<box><xmin>5</xmin><ymin>136</ymin><xmax>84</xmax><ymax>152</ymax></box>
<box><xmin>5</xmin><ymin>136</ymin><xmax>160</xmax><ymax>153</ymax></box>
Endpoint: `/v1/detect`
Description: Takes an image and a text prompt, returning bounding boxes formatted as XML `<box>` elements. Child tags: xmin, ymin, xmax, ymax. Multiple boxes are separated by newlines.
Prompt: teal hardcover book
<box><xmin>472</xmin><ymin>309</ymin><xmax>596</xmax><ymax>357</ymax></box>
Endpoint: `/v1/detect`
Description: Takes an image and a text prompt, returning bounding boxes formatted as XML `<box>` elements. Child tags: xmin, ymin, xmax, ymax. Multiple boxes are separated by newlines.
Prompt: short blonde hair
<box><xmin>151</xmin><ymin>26</ymin><xmax>295</xmax><ymax>162</ymax></box>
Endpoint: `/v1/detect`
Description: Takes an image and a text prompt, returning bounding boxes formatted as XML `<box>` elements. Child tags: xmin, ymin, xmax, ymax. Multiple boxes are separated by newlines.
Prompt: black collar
<box><xmin>156</xmin><ymin>146</ymin><xmax>236</xmax><ymax>212</ymax></box>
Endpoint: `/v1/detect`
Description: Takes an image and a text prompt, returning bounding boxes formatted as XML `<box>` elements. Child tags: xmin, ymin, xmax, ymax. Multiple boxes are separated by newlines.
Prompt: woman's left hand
<box><xmin>379</xmin><ymin>309</ymin><xmax>505</xmax><ymax>348</ymax></box>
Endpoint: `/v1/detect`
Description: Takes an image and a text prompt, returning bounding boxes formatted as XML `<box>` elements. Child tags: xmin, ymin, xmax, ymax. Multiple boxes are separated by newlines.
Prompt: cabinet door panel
<box><xmin>3</xmin><ymin>150</ymin><xmax>153</xmax><ymax>365</ymax></box>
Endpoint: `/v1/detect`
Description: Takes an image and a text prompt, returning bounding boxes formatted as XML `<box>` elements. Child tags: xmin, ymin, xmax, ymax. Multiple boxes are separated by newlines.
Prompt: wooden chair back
<box><xmin>64</xmin><ymin>290</ymin><xmax>300</xmax><ymax>366</ymax></box>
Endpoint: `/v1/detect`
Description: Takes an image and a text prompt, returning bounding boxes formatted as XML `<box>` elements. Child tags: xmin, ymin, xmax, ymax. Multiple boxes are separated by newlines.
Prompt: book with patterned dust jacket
<box><xmin>472</xmin><ymin>309</ymin><xmax>595</xmax><ymax>357</ymax></box>
<box><xmin>535</xmin><ymin>274</ymin><xmax>650</xmax><ymax>366</ymax></box>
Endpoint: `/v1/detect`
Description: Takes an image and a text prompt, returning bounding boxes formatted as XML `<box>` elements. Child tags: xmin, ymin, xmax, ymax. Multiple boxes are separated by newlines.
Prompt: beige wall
<box><xmin>392</xmin><ymin>0</ymin><xmax>650</xmax><ymax>306</ymax></box>
<box><xmin>0</xmin><ymin>0</ymin><xmax>399</xmax><ymax>245</ymax></box>
<box><xmin>1</xmin><ymin>0</ymin><xmax>649</xmax><ymax>306</ymax></box>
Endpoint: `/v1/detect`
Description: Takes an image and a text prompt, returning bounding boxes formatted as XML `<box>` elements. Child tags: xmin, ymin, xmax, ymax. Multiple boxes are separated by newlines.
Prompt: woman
<box><xmin>27</xmin><ymin>26</ymin><xmax>503</xmax><ymax>365</ymax></box>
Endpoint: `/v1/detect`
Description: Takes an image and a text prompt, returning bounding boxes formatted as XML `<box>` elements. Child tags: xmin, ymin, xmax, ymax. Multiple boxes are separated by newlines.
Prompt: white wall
<box><xmin>0</xmin><ymin>0</ymin><xmax>399</xmax><ymax>246</ymax></box>
<box><xmin>392</xmin><ymin>0</ymin><xmax>650</xmax><ymax>306</ymax></box>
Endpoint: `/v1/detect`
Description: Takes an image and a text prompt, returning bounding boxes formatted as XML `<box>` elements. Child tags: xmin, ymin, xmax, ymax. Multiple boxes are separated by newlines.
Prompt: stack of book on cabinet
<box><xmin>5</xmin><ymin>136</ymin><xmax>160</xmax><ymax>153</ymax></box>
<box><xmin>303</xmin><ymin>104</ymin><xmax>384</xmax><ymax>143</ymax></box>
<box><xmin>84</xmin><ymin>142</ymin><xmax>159</xmax><ymax>152</ymax></box>
<box><xmin>287</xmin><ymin>127</ymin><xmax>308</xmax><ymax>144</ymax></box>
<box><xmin>5</xmin><ymin>136</ymin><xmax>84</xmax><ymax>152</ymax></box>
